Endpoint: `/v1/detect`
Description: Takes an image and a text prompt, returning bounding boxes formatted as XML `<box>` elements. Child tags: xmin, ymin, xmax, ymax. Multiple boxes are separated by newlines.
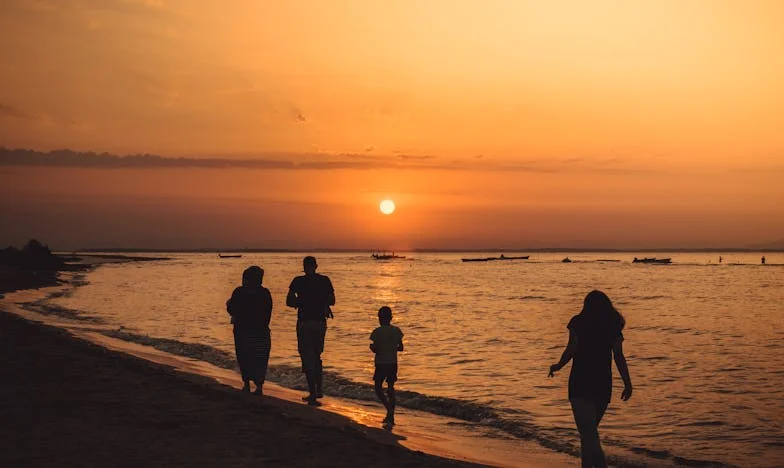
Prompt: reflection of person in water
<box><xmin>549</xmin><ymin>290</ymin><xmax>633</xmax><ymax>468</ymax></box>
<box><xmin>287</xmin><ymin>256</ymin><xmax>335</xmax><ymax>406</ymax></box>
<box><xmin>226</xmin><ymin>266</ymin><xmax>272</xmax><ymax>395</ymax></box>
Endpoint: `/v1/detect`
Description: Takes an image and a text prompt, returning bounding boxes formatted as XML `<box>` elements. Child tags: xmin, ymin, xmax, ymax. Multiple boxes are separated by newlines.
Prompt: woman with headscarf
<box><xmin>549</xmin><ymin>290</ymin><xmax>633</xmax><ymax>467</ymax></box>
<box><xmin>227</xmin><ymin>266</ymin><xmax>273</xmax><ymax>395</ymax></box>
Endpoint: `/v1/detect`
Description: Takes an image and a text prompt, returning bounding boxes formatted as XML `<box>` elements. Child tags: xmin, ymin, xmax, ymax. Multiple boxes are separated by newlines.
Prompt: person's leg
<box><xmin>570</xmin><ymin>398</ymin><xmax>607</xmax><ymax>468</ymax></box>
<box><xmin>234</xmin><ymin>329</ymin><xmax>250</xmax><ymax>391</ymax></box>
<box><xmin>300</xmin><ymin>322</ymin><xmax>320</xmax><ymax>404</ymax></box>
<box><xmin>387</xmin><ymin>363</ymin><xmax>398</xmax><ymax>421</ymax></box>
<box><xmin>386</xmin><ymin>381</ymin><xmax>396</xmax><ymax>424</ymax></box>
<box><xmin>253</xmin><ymin>330</ymin><xmax>271</xmax><ymax>395</ymax></box>
<box><xmin>315</xmin><ymin>362</ymin><xmax>323</xmax><ymax>398</ymax></box>
<box><xmin>315</xmin><ymin>321</ymin><xmax>327</xmax><ymax>397</ymax></box>
<box><xmin>296</xmin><ymin>321</ymin><xmax>306</xmax><ymax>373</ymax></box>
<box><xmin>374</xmin><ymin>379</ymin><xmax>391</xmax><ymax>413</ymax></box>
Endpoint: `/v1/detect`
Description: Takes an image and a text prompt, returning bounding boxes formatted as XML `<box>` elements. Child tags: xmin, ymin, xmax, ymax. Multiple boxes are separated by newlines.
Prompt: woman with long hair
<box><xmin>227</xmin><ymin>266</ymin><xmax>273</xmax><ymax>395</ymax></box>
<box><xmin>549</xmin><ymin>290</ymin><xmax>633</xmax><ymax>467</ymax></box>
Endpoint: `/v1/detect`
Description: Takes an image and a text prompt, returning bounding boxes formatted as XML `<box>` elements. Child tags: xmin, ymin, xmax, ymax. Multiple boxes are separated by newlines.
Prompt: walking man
<box><xmin>287</xmin><ymin>256</ymin><xmax>335</xmax><ymax>405</ymax></box>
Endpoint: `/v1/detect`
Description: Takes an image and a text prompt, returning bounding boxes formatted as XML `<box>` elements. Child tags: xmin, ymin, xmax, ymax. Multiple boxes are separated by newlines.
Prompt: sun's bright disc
<box><xmin>379</xmin><ymin>199</ymin><xmax>395</xmax><ymax>215</ymax></box>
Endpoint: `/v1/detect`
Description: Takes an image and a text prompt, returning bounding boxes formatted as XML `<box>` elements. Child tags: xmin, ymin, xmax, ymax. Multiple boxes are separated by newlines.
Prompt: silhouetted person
<box><xmin>226</xmin><ymin>266</ymin><xmax>273</xmax><ymax>395</ymax></box>
<box><xmin>762</xmin><ymin>256</ymin><xmax>766</xmax><ymax>265</ymax></box>
<box><xmin>719</xmin><ymin>256</ymin><xmax>722</xmax><ymax>264</ymax></box>
<box><xmin>370</xmin><ymin>306</ymin><xmax>404</xmax><ymax>425</ymax></box>
<box><xmin>549</xmin><ymin>290</ymin><xmax>633</xmax><ymax>468</ymax></box>
<box><xmin>287</xmin><ymin>256</ymin><xmax>335</xmax><ymax>406</ymax></box>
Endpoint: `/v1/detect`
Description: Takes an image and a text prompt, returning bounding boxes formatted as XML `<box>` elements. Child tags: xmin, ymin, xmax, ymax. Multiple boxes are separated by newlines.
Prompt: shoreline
<box><xmin>0</xmin><ymin>252</ymin><xmax>170</xmax><ymax>294</ymax></box>
<box><xmin>0</xmin><ymin>309</ymin><xmax>481</xmax><ymax>467</ymax></box>
<box><xmin>0</xmin><ymin>260</ymin><xmax>575</xmax><ymax>467</ymax></box>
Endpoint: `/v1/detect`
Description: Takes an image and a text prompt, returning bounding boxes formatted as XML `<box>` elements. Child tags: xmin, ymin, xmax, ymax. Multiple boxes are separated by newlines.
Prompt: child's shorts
<box><xmin>373</xmin><ymin>363</ymin><xmax>398</xmax><ymax>384</ymax></box>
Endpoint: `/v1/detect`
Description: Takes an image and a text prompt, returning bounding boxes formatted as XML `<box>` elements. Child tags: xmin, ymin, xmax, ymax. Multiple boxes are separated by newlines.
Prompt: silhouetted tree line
<box><xmin>0</xmin><ymin>147</ymin><xmax>165</xmax><ymax>168</ymax></box>
<box><xmin>0</xmin><ymin>239</ymin><xmax>64</xmax><ymax>270</ymax></box>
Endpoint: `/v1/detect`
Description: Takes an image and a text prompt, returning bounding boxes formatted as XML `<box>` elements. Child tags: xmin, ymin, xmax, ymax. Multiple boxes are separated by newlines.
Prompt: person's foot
<box><xmin>306</xmin><ymin>396</ymin><xmax>322</xmax><ymax>407</ymax></box>
<box><xmin>301</xmin><ymin>394</ymin><xmax>315</xmax><ymax>401</ymax></box>
<box><xmin>241</xmin><ymin>382</ymin><xmax>250</xmax><ymax>392</ymax></box>
<box><xmin>253</xmin><ymin>385</ymin><xmax>263</xmax><ymax>396</ymax></box>
<box><xmin>315</xmin><ymin>391</ymin><xmax>324</xmax><ymax>399</ymax></box>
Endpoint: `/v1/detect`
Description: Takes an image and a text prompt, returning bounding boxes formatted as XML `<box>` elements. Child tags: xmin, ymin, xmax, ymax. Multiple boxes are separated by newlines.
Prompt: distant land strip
<box><xmin>73</xmin><ymin>247</ymin><xmax>784</xmax><ymax>253</ymax></box>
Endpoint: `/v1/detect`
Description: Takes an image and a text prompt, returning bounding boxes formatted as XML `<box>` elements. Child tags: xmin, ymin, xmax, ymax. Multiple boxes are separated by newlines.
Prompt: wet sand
<box><xmin>0</xmin><ymin>310</ymin><xmax>481</xmax><ymax>467</ymax></box>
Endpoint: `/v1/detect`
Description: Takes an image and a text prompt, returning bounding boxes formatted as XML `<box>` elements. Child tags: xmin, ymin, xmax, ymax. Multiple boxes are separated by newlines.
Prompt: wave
<box><xmin>630</xmin><ymin>295</ymin><xmax>672</xmax><ymax>301</ymax></box>
<box><xmin>450</xmin><ymin>358</ymin><xmax>485</xmax><ymax>365</ymax></box>
<box><xmin>95</xmin><ymin>328</ymin><xmax>733</xmax><ymax>468</ymax></box>
<box><xmin>514</xmin><ymin>295</ymin><xmax>558</xmax><ymax>302</ymax></box>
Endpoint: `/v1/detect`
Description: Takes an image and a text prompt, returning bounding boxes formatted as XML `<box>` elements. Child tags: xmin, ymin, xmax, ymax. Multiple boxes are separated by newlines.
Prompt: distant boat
<box><xmin>218</xmin><ymin>254</ymin><xmax>242</xmax><ymax>258</ymax></box>
<box><xmin>461</xmin><ymin>255</ymin><xmax>530</xmax><ymax>262</ymax></box>
<box><xmin>632</xmin><ymin>257</ymin><xmax>671</xmax><ymax>264</ymax></box>
<box><xmin>562</xmin><ymin>257</ymin><xmax>572</xmax><ymax>263</ymax></box>
<box><xmin>372</xmin><ymin>251</ymin><xmax>406</xmax><ymax>260</ymax></box>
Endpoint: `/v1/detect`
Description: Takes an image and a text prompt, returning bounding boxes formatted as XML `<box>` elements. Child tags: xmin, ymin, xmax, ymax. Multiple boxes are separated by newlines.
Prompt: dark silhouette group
<box><xmin>227</xmin><ymin>258</ymin><xmax>633</xmax><ymax>464</ymax></box>
<box><xmin>226</xmin><ymin>256</ymin><xmax>335</xmax><ymax>402</ymax></box>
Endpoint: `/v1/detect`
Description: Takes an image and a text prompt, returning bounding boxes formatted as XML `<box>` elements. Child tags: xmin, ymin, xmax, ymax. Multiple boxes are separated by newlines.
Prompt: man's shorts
<box><xmin>373</xmin><ymin>363</ymin><xmax>398</xmax><ymax>384</ymax></box>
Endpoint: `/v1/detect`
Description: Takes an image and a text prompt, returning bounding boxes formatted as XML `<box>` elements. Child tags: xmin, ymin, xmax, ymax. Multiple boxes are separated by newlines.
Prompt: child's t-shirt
<box><xmin>370</xmin><ymin>325</ymin><xmax>404</xmax><ymax>364</ymax></box>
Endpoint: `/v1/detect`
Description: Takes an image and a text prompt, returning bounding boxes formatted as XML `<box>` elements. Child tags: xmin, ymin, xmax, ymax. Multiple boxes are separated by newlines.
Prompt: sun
<box><xmin>379</xmin><ymin>199</ymin><xmax>396</xmax><ymax>215</ymax></box>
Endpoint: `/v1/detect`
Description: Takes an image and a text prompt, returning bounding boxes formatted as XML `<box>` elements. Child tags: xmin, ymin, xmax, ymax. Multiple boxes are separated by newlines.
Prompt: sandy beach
<box><xmin>0</xmin><ymin>309</ymin><xmax>482</xmax><ymax>467</ymax></box>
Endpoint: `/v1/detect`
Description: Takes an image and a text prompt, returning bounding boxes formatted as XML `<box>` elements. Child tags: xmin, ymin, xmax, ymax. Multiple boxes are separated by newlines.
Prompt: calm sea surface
<box><xmin>48</xmin><ymin>252</ymin><xmax>783</xmax><ymax>466</ymax></box>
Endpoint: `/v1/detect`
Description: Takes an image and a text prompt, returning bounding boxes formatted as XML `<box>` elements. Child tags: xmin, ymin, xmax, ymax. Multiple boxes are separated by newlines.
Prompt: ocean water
<box><xmin>45</xmin><ymin>252</ymin><xmax>784</xmax><ymax>466</ymax></box>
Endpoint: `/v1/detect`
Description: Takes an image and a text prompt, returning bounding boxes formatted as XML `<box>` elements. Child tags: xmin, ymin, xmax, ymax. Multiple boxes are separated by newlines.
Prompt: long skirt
<box><xmin>233</xmin><ymin>326</ymin><xmax>271</xmax><ymax>384</ymax></box>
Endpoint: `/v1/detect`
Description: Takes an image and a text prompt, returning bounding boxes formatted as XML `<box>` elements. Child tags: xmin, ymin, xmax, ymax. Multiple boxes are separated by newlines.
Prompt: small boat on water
<box><xmin>218</xmin><ymin>254</ymin><xmax>242</xmax><ymax>258</ymax></box>
<box><xmin>562</xmin><ymin>257</ymin><xmax>572</xmax><ymax>263</ymax></box>
<box><xmin>372</xmin><ymin>251</ymin><xmax>406</xmax><ymax>260</ymax></box>
<box><xmin>632</xmin><ymin>257</ymin><xmax>671</xmax><ymax>264</ymax></box>
<box><xmin>461</xmin><ymin>254</ymin><xmax>530</xmax><ymax>262</ymax></box>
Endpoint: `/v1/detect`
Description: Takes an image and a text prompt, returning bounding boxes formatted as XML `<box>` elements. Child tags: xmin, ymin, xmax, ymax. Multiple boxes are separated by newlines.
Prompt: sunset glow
<box><xmin>0</xmin><ymin>1</ymin><xmax>782</xmax><ymax>249</ymax></box>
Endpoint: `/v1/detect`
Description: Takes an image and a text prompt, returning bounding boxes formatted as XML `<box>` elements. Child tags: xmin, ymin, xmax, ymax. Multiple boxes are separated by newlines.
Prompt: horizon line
<box><xmin>72</xmin><ymin>247</ymin><xmax>784</xmax><ymax>254</ymax></box>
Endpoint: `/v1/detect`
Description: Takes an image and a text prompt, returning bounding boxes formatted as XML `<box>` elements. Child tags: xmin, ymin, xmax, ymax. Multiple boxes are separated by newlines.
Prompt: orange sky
<box><xmin>1</xmin><ymin>0</ymin><xmax>783</xmax><ymax>249</ymax></box>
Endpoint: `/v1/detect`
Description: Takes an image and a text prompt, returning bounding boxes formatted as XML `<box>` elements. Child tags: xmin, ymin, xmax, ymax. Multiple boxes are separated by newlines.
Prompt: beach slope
<box><xmin>0</xmin><ymin>311</ymin><xmax>479</xmax><ymax>467</ymax></box>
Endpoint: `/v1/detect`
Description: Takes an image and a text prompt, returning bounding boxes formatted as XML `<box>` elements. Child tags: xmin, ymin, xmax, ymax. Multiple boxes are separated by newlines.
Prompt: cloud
<box><xmin>397</xmin><ymin>154</ymin><xmax>434</xmax><ymax>161</ymax></box>
<box><xmin>0</xmin><ymin>147</ymin><xmax>669</xmax><ymax>175</ymax></box>
<box><xmin>0</xmin><ymin>103</ymin><xmax>37</xmax><ymax>120</ymax></box>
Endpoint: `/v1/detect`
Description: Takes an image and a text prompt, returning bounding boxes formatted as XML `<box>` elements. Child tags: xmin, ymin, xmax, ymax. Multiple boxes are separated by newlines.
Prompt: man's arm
<box><xmin>264</xmin><ymin>289</ymin><xmax>273</xmax><ymax>327</ymax></box>
<box><xmin>613</xmin><ymin>338</ymin><xmax>633</xmax><ymax>400</ymax></box>
<box><xmin>226</xmin><ymin>288</ymin><xmax>238</xmax><ymax>316</ymax></box>
<box><xmin>549</xmin><ymin>328</ymin><xmax>577</xmax><ymax>376</ymax></box>
<box><xmin>398</xmin><ymin>329</ymin><xmax>404</xmax><ymax>351</ymax></box>
<box><xmin>286</xmin><ymin>279</ymin><xmax>298</xmax><ymax>308</ymax></box>
<box><xmin>326</xmin><ymin>277</ymin><xmax>336</xmax><ymax>306</ymax></box>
